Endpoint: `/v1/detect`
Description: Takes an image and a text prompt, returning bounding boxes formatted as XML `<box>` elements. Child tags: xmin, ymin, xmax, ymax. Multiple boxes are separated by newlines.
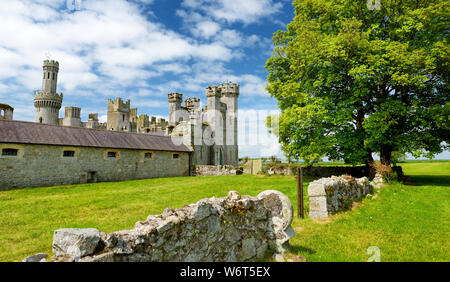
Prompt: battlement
<box><xmin>65</xmin><ymin>107</ymin><xmax>81</xmax><ymax>118</ymax></box>
<box><xmin>88</xmin><ymin>113</ymin><xmax>99</xmax><ymax>121</ymax></box>
<box><xmin>34</xmin><ymin>91</ymin><xmax>63</xmax><ymax>103</ymax></box>
<box><xmin>218</xmin><ymin>82</ymin><xmax>239</xmax><ymax>96</ymax></box>
<box><xmin>185</xmin><ymin>97</ymin><xmax>201</xmax><ymax>109</ymax></box>
<box><xmin>206</xmin><ymin>86</ymin><xmax>221</xmax><ymax>97</ymax></box>
<box><xmin>0</xmin><ymin>103</ymin><xmax>14</xmax><ymax>110</ymax></box>
<box><xmin>108</xmin><ymin>97</ymin><xmax>131</xmax><ymax>112</ymax></box>
<box><xmin>168</xmin><ymin>92</ymin><xmax>183</xmax><ymax>103</ymax></box>
<box><xmin>43</xmin><ymin>60</ymin><xmax>59</xmax><ymax>70</ymax></box>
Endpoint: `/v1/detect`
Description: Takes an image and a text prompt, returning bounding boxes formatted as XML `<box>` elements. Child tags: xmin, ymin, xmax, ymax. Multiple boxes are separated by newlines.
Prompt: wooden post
<box><xmin>297</xmin><ymin>167</ymin><xmax>304</xmax><ymax>218</ymax></box>
<box><xmin>300</xmin><ymin>167</ymin><xmax>304</xmax><ymax>218</ymax></box>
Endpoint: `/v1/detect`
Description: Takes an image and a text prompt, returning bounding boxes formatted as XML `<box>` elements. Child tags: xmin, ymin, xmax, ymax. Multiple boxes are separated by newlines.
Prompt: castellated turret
<box><xmin>34</xmin><ymin>60</ymin><xmax>63</xmax><ymax>125</ymax></box>
<box><xmin>107</xmin><ymin>98</ymin><xmax>131</xmax><ymax>132</ymax></box>
<box><xmin>62</xmin><ymin>107</ymin><xmax>81</xmax><ymax>127</ymax></box>
<box><xmin>219</xmin><ymin>82</ymin><xmax>239</xmax><ymax>167</ymax></box>
<box><xmin>168</xmin><ymin>92</ymin><xmax>183</xmax><ymax>126</ymax></box>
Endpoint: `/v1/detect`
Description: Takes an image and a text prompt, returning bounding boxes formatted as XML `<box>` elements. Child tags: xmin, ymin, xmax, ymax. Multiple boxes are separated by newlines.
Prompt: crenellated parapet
<box><xmin>107</xmin><ymin>98</ymin><xmax>131</xmax><ymax>112</ymax></box>
<box><xmin>185</xmin><ymin>97</ymin><xmax>200</xmax><ymax>110</ymax></box>
<box><xmin>218</xmin><ymin>82</ymin><xmax>239</xmax><ymax>97</ymax></box>
<box><xmin>43</xmin><ymin>60</ymin><xmax>59</xmax><ymax>69</ymax></box>
<box><xmin>168</xmin><ymin>92</ymin><xmax>183</xmax><ymax>103</ymax></box>
<box><xmin>206</xmin><ymin>85</ymin><xmax>221</xmax><ymax>97</ymax></box>
<box><xmin>34</xmin><ymin>90</ymin><xmax>63</xmax><ymax>109</ymax></box>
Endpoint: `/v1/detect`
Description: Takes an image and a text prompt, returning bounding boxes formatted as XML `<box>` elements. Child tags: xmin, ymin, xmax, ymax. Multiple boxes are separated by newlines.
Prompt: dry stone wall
<box><xmin>194</xmin><ymin>165</ymin><xmax>243</xmax><ymax>176</ymax></box>
<box><xmin>43</xmin><ymin>190</ymin><xmax>295</xmax><ymax>262</ymax></box>
<box><xmin>308</xmin><ymin>175</ymin><xmax>373</xmax><ymax>220</ymax></box>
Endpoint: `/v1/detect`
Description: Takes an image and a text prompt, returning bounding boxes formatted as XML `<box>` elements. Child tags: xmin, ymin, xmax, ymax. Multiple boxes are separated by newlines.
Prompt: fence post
<box><xmin>300</xmin><ymin>167</ymin><xmax>304</xmax><ymax>218</ymax></box>
<box><xmin>297</xmin><ymin>167</ymin><xmax>304</xmax><ymax>218</ymax></box>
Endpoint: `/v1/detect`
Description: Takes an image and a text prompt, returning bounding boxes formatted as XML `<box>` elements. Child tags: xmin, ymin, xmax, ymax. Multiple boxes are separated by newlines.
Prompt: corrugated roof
<box><xmin>0</xmin><ymin>120</ymin><xmax>192</xmax><ymax>152</ymax></box>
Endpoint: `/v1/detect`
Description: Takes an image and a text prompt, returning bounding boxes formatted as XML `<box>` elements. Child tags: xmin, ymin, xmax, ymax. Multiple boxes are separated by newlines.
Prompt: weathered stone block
<box><xmin>308</xmin><ymin>175</ymin><xmax>375</xmax><ymax>220</ymax></box>
<box><xmin>52</xmin><ymin>228</ymin><xmax>100</xmax><ymax>259</ymax></box>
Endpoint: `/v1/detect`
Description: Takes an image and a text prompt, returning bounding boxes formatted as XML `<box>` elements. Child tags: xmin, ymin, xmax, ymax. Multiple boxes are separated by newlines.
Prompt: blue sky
<box><xmin>0</xmin><ymin>0</ymin><xmax>448</xmax><ymax>160</ymax></box>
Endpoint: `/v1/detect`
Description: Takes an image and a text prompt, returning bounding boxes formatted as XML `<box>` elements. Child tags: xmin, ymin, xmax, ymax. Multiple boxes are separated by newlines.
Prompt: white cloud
<box><xmin>0</xmin><ymin>0</ymin><xmax>236</xmax><ymax>94</ymax></box>
<box><xmin>191</xmin><ymin>21</ymin><xmax>221</xmax><ymax>39</ymax></box>
<box><xmin>180</xmin><ymin>0</ymin><xmax>283</xmax><ymax>24</ymax></box>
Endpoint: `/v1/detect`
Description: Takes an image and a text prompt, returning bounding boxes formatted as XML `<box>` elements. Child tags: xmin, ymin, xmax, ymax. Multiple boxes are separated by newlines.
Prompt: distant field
<box><xmin>0</xmin><ymin>161</ymin><xmax>448</xmax><ymax>262</ymax></box>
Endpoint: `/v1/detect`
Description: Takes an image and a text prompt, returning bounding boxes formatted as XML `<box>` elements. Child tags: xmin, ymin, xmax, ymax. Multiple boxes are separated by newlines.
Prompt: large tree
<box><xmin>266</xmin><ymin>0</ymin><xmax>449</xmax><ymax>166</ymax></box>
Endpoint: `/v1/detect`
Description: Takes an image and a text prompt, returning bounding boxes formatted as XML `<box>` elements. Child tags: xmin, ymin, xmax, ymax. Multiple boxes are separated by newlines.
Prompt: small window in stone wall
<box><xmin>107</xmin><ymin>152</ymin><xmax>117</xmax><ymax>158</ymax></box>
<box><xmin>2</xmin><ymin>149</ymin><xmax>18</xmax><ymax>156</ymax></box>
<box><xmin>172</xmin><ymin>153</ymin><xmax>180</xmax><ymax>159</ymax></box>
<box><xmin>63</xmin><ymin>150</ymin><xmax>75</xmax><ymax>157</ymax></box>
<box><xmin>144</xmin><ymin>152</ymin><xmax>153</xmax><ymax>159</ymax></box>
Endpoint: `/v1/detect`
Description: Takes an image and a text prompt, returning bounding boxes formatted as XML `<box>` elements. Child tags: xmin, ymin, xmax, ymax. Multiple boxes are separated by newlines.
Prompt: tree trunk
<box><xmin>380</xmin><ymin>147</ymin><xmax>392</xmax><ymax>166</ymax></box>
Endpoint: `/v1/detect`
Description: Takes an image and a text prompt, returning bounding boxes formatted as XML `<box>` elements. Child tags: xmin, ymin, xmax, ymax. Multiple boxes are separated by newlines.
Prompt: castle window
<box><xmin>2</xmin><ymin>149</ymin><xmax>18</xmax><ymax>156</ymax></box>
<box><xmin>39</xmin><ymin>117</ymin><xmax>43</xmax><ymax>123</ymax></box>
<box><xmin>172</xmin><ymin>153</ymin><xmax>180</xmax><ymax>159</ymax></box>
<box><xmin>63</xmin><ymin>150</ymin><xmax>75</xmax><ymax>157</ymax></box>
<box><xmin>48</xmin><ymin>72</ymin><xmax>50</xmax><ymax>79</ymax></box>
<box><xmin>107</xmin><ymin>152</ymin><xmax>117</xmax><ymax>158</ymax></box>
<box><xmin>144</xmin><ymin>152</ymin><xmax>153</xmax><ymax>159</ymax></box>
<box><xmin>52</xmin><ymin>73</ymin><xmax>55</xmax><ymax>80</ymax></box>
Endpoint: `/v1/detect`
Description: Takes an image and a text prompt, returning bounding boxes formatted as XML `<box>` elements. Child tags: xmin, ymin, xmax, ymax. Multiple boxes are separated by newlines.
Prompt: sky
<box><xmin>0</xmin><ymin>0</ymin><xmax>448</xmax><ymax>160</ymax></box>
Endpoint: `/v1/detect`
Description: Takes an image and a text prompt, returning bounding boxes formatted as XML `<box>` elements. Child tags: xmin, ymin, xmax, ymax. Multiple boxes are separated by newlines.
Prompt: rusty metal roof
<box><xmin>0</xmin><ymin>120</ymin><xmax>192</xmax><ymax>152</ymax></box>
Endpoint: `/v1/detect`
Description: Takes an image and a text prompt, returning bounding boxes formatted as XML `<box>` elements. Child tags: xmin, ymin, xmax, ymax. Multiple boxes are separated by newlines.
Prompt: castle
<box><xmin>30</xmin><ymin>59</ymin><xmax>239</xmax><ymax>167</ymax></box>
<box><xmin>0</xmin><ymin>59</ymin><xmax>239</xmax><ymax>189</ymax></box>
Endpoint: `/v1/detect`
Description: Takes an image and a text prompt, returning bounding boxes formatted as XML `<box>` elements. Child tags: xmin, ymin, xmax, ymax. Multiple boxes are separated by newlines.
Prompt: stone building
<box><xmin>0</xmin><ymin>59</ymin><xmax>240</xmax><ymax>189</ymax></box>
<box><xmin>0</xmin><ymin>104</ymin><xmax>13</xmax><ymax>120</ymax></box>
<box><xmin>0</xmin><ymin>120</ymin><xmax>191</xmax><ymax>190</ymax></box>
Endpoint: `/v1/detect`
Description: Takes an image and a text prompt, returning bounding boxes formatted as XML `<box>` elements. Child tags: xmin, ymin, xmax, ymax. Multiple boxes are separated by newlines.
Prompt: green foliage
<box><xmin>266</xmin><ymin>0</ymin><xmax>450</xmax><ymax>165</ymax></box>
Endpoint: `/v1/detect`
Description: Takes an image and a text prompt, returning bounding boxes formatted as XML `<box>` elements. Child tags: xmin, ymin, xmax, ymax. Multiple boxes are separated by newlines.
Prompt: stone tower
<box><xmin>219</xmin><ymin>82</ymin><xmax>239</xmax><ymax>167</ymax></box>
<box><xmin>34</xmin><ymin>60</ymin><xmax>63</xmax><ymax>125</ymax></box>
<box><xmin>62</xmin><ymin>107</ymin><xmax>81</xmax><ymax>127</ymax></box>
<box><xmin>0</xmin><ymin>103</ymin><xmax>14</xmax><ymax>120</ymax></box>
<box><xmin>107</xmin><ymin>98</ymin><xmax>131</xmax><ymax>132</ymax></box>
<box><xmin>168</xmin><ymin>92</ymin><xmax>183</xmax><ymax>127</ymax></box>
<box><xmin>86</xmin><ymin>113</ymin><xmax>99</xmax><ymax>129</ymax></box>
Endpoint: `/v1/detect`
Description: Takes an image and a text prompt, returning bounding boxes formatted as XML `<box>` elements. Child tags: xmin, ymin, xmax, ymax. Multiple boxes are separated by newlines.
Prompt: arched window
<box><xmin>39</xmin><ymin>117</ymin><xmax>43</xmax><ymax>123</ymax></box>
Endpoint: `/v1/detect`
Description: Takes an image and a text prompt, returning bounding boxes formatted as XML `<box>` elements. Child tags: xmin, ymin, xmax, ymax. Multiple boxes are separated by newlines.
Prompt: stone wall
<box><xmin>194</xmin><ymin>165</ymin><xmax>243</xmax><ymax>176</ymax></box>
<box><xmin>243</xmin><ymin>159</ymin><xmax>262</xmax><ymax>175</ymax></box>
<box><xmin>261</xmin><ymin>165</ymin><xmax>403</xmax><ymax>180</ymax></box>
<box><xmin>308</xmin><ymin>175</ymin><xmax>373</xmax><ymax>220</ymax></box>
<box><xmin>42</xmin><ymin>190</ymin><xmax>295</xmax><ymax>262</ymax></box>
<box><xmin>0</xmin><ymin>143</ymin><xmax>190</xmax><ymax>190</ymax></box>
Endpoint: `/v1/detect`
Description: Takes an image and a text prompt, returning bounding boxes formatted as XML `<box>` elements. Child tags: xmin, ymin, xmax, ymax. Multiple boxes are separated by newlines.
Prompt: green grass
<box><xmin>0</xmin><ymin>162</ymin><xmax>448</xmax><ymax>262</ymax></box>
<box><xmin>287</xmin><ymin>161</ymin><xmax>450</xmax><ymax>262</ymax></box>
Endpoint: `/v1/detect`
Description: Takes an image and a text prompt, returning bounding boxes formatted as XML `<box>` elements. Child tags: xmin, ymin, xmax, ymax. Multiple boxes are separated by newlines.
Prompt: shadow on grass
<box><xmin>406</xmin><ymin>175</ymin><xmax>450</xmax><ymax>187</ymax></box>
<box><xmin>290</xmin><ymin>245</ymin><xmax>316</xmax><ymax>255</ymax></box>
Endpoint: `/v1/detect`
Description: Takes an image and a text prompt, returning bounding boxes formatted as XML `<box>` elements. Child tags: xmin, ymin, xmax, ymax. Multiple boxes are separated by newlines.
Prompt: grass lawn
<box><xmin>0</xmin><ymin>161</ymin><xmax>448</xmax><ymax>262</ymax></box>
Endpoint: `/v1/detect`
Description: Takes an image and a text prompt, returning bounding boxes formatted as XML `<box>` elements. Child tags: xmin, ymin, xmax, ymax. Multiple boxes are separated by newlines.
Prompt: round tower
<box><xmin>34</xmin><ymin>60</ymin><xmax>63</xmax><ymax>125</ymax></box>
